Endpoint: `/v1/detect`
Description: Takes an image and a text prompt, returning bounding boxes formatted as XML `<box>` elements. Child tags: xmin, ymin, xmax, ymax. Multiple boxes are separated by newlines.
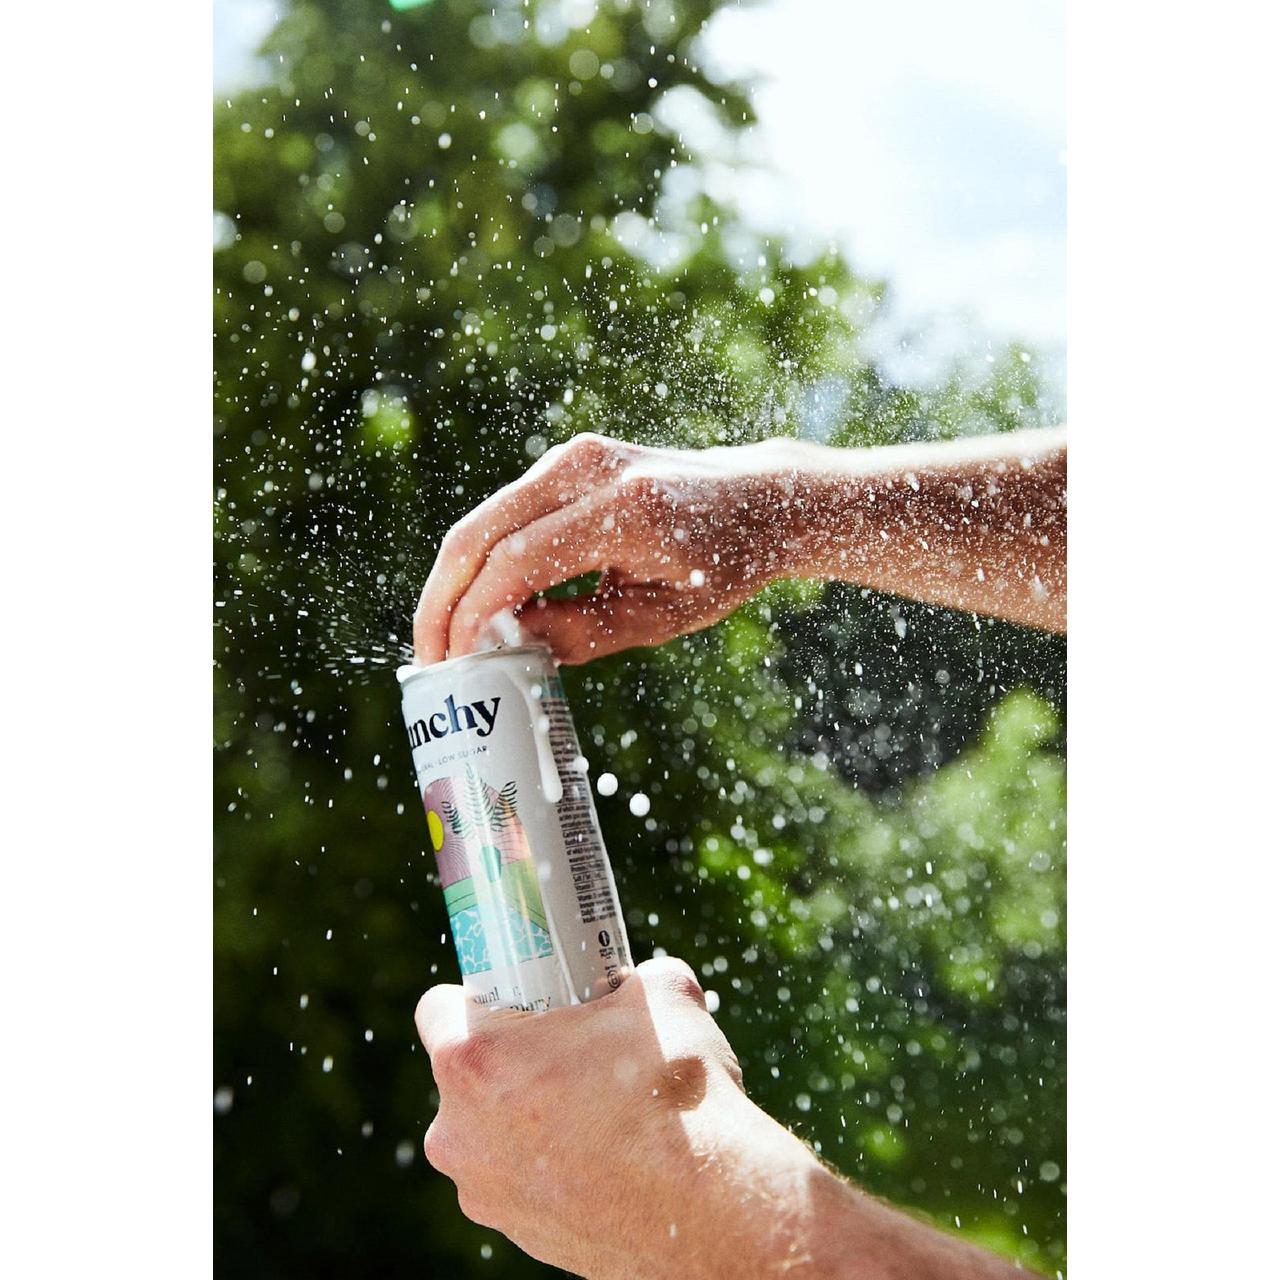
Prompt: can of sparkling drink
<box><xmin>397</xmin><ymin>645</ymin><xmax>630</xmax><ymax>1012</ymax></box>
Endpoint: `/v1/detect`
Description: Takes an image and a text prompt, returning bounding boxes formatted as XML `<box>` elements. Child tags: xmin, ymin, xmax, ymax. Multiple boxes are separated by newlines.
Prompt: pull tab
<box><xmin>517</xmin><ymin>677</ymin><xmax>563</xmax><ymax>806</ymax></box>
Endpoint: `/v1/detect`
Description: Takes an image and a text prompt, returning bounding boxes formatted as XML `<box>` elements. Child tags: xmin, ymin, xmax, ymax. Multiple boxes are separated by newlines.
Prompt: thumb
<box><xmin>516</xmin><ymin>582</ymin><xmax>721</xmax><ymax>664</ymax></box>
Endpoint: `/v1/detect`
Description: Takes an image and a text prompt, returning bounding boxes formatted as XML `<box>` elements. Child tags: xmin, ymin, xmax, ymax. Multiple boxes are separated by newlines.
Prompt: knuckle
<box><xmin>617</xmin><ymin>471</ymin><xmax>661</xmax><ymax>510</ymax></box>
<box><xmin>484</xmin><ymin>536</ymin><xmax>522</xmax><ymax>581</ymax></box>
<box><xmin>569</xmin><ymin>430</ymin><xmax>610</xmax><ymax>459</ymax></box>
<box><xmin>637</xmin><ymin>956</ymin><xmax>705</xmax><ymax>1007</ymax></box>
<box><xmin>439</xmin><ymin>518</ymin><xmax>470</xmax><ymax>551</ymax></box>
<box><xmin>423</xmin><ymin>1119</ymin><xmax>458</xmax><ymax>1174</ymax></box>
<box><xmin>668</xmin><ymin>970</ymin><xmax>707</xmax><ymax>1007</ymax></box>
<box><xmin>614</xmin><ymin>477</ymin><xmax>646</xmax><ymax>510</ymax></box>
<box><xmin>539</xmin><ymin>437</ymin><xmax>582</xmax><ymax>473</ymax></box>
<box><xmin>458</xmin><ymin>499</ymin><xmax>504</xmax><ymax>542</ymax></box>
<box><xmin>526</xmin><ymin>448</ymin><xmax>563</xmax><ymax>482</ymax></box>
<box><xmin>615</xmin><ymin>469</ymin><xmax>646</xmax><ymax>496</ymax></box>
<box><xmin>431</xmin><ymin>1029</ymin><xmax>502</xmax><ymax>1093</ymax></box>
<box><xmin>561</xmin><ymin>431</ymin><xmax>631</xmax><ymax>472</ymax></box>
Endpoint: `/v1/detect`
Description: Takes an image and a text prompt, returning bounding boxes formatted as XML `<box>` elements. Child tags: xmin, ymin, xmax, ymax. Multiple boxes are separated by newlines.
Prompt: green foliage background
<box><xmin>214</xmin><ymin>1</ymin><xmax>1066</xmax><ymax>1275</ymax></box>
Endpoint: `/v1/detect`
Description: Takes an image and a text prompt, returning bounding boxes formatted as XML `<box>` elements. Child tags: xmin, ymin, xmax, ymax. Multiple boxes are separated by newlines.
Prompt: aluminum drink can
<box><xmin>397</xmin><ymin>644</ymin><xmax>630</xmax><ymax>1012</ymax></box>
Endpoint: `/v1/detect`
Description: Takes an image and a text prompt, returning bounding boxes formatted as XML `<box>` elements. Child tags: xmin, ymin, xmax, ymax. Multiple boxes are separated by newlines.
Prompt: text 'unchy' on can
<box><xmin>398</xmin><ymin>644</ymin><xmax>630</xmax><ymax>1012</ymax></box>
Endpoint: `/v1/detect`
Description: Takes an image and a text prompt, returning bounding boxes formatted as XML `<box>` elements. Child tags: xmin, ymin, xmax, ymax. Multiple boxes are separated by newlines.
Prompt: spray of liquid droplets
<box><xmin>214</xmin><ymin>2</ymin><xmax>1066</xmax><ymax>1274</ymax></box>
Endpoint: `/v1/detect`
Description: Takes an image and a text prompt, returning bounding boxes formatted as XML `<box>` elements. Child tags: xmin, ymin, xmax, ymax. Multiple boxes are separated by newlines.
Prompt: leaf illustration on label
<box><xmin>494</xmin><ymin>779</ymin><xmax>518</xmax><ymax>823</ymax></box>
<box><xmin>442</xmin><ymin>799</ymin><xmax>471</xmax><ymax>838</ymax></box>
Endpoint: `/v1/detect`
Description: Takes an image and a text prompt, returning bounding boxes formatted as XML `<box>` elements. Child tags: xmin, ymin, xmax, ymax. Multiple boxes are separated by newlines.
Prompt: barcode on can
<box><xmin>540</xmin><ymin>677</ymin><xmax>616</xmax><ymax>924</ymax></box>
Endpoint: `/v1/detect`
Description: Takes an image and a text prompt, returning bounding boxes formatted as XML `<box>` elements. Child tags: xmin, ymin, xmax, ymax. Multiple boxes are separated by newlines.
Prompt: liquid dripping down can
<box><xmin>397</xmin><ymin>645</ymin><xmax>631</xmax><ymax>1012</ymax></box>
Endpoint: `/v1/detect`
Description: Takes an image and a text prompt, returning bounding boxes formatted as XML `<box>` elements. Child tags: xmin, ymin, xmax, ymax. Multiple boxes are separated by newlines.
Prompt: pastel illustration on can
<box><xmin>422</xmin><ymin>766</ymin><xmax>555</xmax><ymax>975</ymax></box>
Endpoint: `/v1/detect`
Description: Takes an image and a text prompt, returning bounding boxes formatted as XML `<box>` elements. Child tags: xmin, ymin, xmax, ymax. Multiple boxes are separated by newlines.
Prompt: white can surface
<box><xmin>398</xmin><ymin>645</ymin><xmax>630</xmax><ymax>1012</ymax></box>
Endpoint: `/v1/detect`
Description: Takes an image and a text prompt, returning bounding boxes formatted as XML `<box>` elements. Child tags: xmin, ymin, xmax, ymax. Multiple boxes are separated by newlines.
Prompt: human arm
<box><xmin>411</xmin><ymin>428</ymin><xmax>1066</xmax><ymax>665</ymax></box>
<box><xmin>415</xmin><ymin>957</ymin><xmax>1032</xmax><ymax>1280</ymax></box>
<box><xmin>775</xmin><ymin>428</ymin><xmax>1065</xmax><ymax>632</ymax></box>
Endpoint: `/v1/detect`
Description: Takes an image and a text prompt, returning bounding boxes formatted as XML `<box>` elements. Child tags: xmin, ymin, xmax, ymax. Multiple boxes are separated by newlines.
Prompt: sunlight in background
<box><xmin>213</xmin><ymin>5</ymin><xmax>1069</xmax><ymax>1268</ymax></box>
<box><xmin>213</xmin><ymin>0</ymin><xmax>280</xmax><ymax>93</ymax></box>
<box><xmin>704</xmin><ymin>0</ymin><xmax>1064</xmax><ymax>359</ymax></box>
<box><xmin>215</xmin><ymin>0</ymin><xmax>1064</xmax><ymax>385</ymax></box>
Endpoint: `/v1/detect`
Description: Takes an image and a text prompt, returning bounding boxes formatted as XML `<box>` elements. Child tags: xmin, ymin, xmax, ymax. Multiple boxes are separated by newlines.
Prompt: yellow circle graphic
<box><xmin>426</xmin><ymin>809</ymin><xmax>445</xmax><ymax>852</ymax></box>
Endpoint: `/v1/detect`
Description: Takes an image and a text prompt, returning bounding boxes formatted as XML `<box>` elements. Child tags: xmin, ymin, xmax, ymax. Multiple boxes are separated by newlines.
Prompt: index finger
<box><xmin>412</xmin><ymin>433</ymin><xmax>627</xmax><ymax>664</ymax></box>
<box><xmin>446</xmin><ymin>496</ymin><xmax>624</xmax><ymax>656</ymax></box>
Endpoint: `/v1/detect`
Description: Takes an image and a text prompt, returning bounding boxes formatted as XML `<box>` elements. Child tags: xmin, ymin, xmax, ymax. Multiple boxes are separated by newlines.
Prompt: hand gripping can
<box><xmin>398</xmin><ymin>645</ymin><xmax>630</xmax><ymax>1012</ymax></box>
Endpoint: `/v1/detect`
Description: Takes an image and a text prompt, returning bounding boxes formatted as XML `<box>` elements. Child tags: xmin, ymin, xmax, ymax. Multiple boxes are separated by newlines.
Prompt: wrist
<box><xmin>639</xmin><ymin>1081</ymin><xmax>836</xmax><ymax>1280</ymax></box>
<box><xmin>738</xmin><ymin>439</ymin><xmax>879</xmax><ymax>583</ymax></box>
<box><xmin>717</xmin><ymin>439</ymin><xmax>844</xmax><ymax>585</ymax></box>
<box><xmin>756</xmin><ymin>438</ymin><xmax>949</xmax><ymax>585</ymax></box>
<box><xmin>653</xmin><ymin>1088</ymin><xmax>1022</xmax><ymax>1280</ymax></box>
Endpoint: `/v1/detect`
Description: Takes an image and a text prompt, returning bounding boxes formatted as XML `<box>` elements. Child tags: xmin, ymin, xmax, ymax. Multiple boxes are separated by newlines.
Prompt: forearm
<box><xmin>755</xmin><ymin>429</ymin><xmax>1067</xmax><ymax>632</ymax></box>
<box><xmin>665</xmin><ymin>1086</ymin><xmax>1028</xmax><ymax>1280</ymax></box>
<box><xmin>416</xmin><ymin>959</ymin><xmax>1033</xmax><ymax>1280</ymax></box>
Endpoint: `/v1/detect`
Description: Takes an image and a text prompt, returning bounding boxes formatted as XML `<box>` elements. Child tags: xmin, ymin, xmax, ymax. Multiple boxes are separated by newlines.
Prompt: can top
<box><xmin>396</xmin><ymin>644</ymin><xmax>554</xmax><ymax>689</ymax></box>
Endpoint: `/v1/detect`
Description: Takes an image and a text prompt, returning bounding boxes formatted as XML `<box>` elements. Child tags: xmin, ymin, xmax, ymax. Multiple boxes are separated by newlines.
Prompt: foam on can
<box><xmin>398</xmin><ymin>645</ymin><xmax>630</xmax><ymax>1012</ymax></box>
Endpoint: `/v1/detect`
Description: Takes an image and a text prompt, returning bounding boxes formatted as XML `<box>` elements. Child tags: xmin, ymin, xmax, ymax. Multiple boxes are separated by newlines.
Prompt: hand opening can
<box><xmin>397</xmin><ymin>645</ymin><xmax>630</xmax><ymax>1012</ymax></box>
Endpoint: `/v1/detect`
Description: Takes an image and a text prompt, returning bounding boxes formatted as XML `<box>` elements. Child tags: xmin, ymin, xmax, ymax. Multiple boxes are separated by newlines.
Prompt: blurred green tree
<box><xmin>215</xmin><ymin>1</ymin><xmax>1065</xmax><ymax>1276</ymax></box>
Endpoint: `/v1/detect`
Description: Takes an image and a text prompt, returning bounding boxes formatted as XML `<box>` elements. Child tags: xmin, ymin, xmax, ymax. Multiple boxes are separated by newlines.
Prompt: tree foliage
<box><xmin>214</xmin><ymin>1</ymin><xmax>1065</xmax><ymax>1275</ymax></box>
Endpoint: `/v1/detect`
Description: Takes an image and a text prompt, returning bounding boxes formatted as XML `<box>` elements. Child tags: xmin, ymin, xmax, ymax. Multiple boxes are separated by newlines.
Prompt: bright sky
<box><xmin>215</xmin><ymin>0</ymin><xmax>1065</xmax><ymax>374</ymax></box>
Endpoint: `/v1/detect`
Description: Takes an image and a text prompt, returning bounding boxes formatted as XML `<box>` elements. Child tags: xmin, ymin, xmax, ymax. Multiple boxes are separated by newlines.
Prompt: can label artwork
<box><xmin>398</xmin><ymin>645</ymin><xmax>630</xmax><ymax>1012</ymax></box>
